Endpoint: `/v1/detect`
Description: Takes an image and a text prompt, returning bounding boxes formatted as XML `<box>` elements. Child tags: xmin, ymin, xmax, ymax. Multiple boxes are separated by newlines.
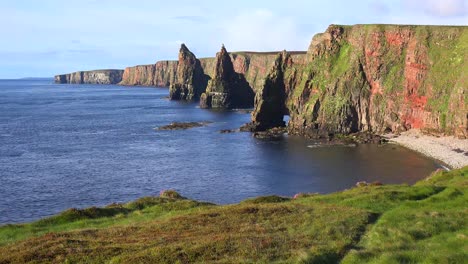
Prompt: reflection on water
<box><xmin>0</xmin><ymin>80</ymin><xmax>441</xmax><ymax>224</ymax></box>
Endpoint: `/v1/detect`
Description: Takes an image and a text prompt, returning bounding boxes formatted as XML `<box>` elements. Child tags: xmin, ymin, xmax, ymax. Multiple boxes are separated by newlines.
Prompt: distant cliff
<box><xmin>54</xmin><ymin>70</ymin><xmax>124</xmax><ymax>84</ymax></box>
<box><xmin>246</xmin><ymin>24</ymin><xmax>467</xmax><ymax>138</ymax></box>
<box><xmin>119</xmin><ymin>61</ymin><xmax>178</xmax><ymax>87</ymax></box>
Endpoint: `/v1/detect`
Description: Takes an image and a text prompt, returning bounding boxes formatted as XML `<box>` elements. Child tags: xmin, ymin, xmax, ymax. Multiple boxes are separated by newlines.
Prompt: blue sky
<box><xmin>1</xmin><ymin>0</ymin><xmax>466</xmax><ymax>78</ymax></box>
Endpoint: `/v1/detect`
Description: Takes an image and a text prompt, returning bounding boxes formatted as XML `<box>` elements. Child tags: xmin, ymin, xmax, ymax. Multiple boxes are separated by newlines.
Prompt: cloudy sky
<box><xmin>0</xmin><ymin>0</ymin><xmax>466</xmax><ymax>78</ymax></box>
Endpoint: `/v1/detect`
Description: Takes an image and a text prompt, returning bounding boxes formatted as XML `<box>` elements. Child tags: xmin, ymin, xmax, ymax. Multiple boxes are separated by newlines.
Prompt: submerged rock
<box><xmin>219</xmin><ymin>129</ymin><xmax>238</xmax><ymax>134</ymax></box>
<box><xmin>157</xmin><ymin>121</ymin><xmax>212</xmax><ymax>130</ymax></box>
<box><xmin>251</xmin><ymin>127</ymin><xmax>288</xmax><ymax>141</ymax></box>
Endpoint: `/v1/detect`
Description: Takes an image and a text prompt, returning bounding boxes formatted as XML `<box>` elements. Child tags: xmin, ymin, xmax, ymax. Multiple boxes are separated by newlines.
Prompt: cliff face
<box><xmin>200</xmin><ymin>45</ymin><xmax>254</xmax><ymax>109</ymax></box>
<box><xmin>119</xmin><ymin>61</ymin><xmax>178</xmax><ymax>87</ymax></box>
<box><xmin>169</xmin><ymin>44</ymin><xmax>209</xmax><ymax>100</ymax></box>
<box><xmin>230</xmin><ymin>52</ymin><xmax>306</xmax><ymax>93</ymax></box>
<box><xmin>54</xmin><ymin>70</ymin><xmax>124</xmax><ymax>84</ymax></box>
<box><xmin>251</xmin><ymin>25</ymin><xmax>467</xmax><ymax>138</ymax></box>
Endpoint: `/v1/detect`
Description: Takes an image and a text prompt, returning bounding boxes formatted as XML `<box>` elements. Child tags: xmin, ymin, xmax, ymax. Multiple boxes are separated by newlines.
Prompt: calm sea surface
<box><xmin>0</xmin><ymin>80</ymin><xmax>441</xmax><ymax>224</ymax></box>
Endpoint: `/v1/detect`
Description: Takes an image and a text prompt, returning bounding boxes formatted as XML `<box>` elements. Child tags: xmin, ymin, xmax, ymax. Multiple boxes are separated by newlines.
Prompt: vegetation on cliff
<box><xmin>274</xmin><ymin>25</ymin><xmax>467</xmax><ymax>138</ymax></box>
<box><xmin>1</xmin><ymin>167</ymin><xmax>466</xmax><ymax>263</ymax></box>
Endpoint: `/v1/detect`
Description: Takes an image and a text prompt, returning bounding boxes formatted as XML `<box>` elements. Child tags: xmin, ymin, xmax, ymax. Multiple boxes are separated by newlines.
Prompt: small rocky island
<box><xmin>157</xmin><ymin>121</ymin><xmax>212</xmax><ymax>130</ymax></box>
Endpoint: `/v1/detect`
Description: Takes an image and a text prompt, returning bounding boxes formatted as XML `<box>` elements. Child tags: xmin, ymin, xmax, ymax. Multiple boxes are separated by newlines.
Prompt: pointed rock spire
<box><xmin>169</xmin><ymin>44</ymin><xmax>207</xmax><ymax>101</ymax></box>
<box><xmin>241</xmin><ymin>51</ymin><xmax>290</xmax><ymax>131</ymax></box>
<box><xmin>200</xmin><ymin>45</ymin><xmax>254</xmax><ymax>109</ymax></box>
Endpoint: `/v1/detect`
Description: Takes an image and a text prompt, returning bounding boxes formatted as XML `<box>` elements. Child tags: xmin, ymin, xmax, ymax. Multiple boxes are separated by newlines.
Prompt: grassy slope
<box><xmin>0</xmin><ymin>167</ymin><xmax>466</xmax><ymax>263</ymax></box>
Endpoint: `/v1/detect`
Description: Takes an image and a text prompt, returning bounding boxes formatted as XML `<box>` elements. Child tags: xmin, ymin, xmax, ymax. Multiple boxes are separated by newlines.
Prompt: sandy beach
<box><xmin>388</xmin><ymin>130</ymin><xmax>468</xmax><ymax>169</ymax></box>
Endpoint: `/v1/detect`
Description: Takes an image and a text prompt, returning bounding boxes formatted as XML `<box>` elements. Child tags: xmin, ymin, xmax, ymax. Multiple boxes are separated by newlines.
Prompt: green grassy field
<box><xmin>0</xmin><ymin>167</ymin><xmax>466</xmax><ymax>263</ymax></box>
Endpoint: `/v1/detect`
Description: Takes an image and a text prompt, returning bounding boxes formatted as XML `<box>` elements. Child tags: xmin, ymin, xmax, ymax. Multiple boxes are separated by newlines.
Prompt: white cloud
<box><xmin>405</xmin><ymin>0</ymin><xmax>467</xmax><ymax>17</ymax></box>
<box><xmin>222</xmin><ymin>9</ymin><xmax>310</xmax><ymax>52</ymax></box>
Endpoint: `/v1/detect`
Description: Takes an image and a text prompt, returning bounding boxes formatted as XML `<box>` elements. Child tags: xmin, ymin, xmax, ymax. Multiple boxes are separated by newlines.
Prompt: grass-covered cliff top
<box><xmin>0</xmin><ymin>167</ymin><xmax>466</xmax><ymax>263</ymax></box>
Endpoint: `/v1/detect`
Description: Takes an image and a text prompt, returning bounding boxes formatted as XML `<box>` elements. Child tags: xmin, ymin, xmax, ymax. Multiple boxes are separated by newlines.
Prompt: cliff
<box><xmin>54</xmin><ymin>69</ymin><xmax>124</xmax><ymax>84</ymax></box>
<box><xmin>249</xmin><ymin>24</ymin><xmax>467</xmax><ymax>138</ymax></box>
<box><xmin>229</xmin><ymin>51</ymin><xmax>306</xmax><ymax>93</ymax></box>
<box><xmin>200</xmin><ymin>45</ymin><xmax>254</xmax><ymax>109</ymax></box>
<box><xmin>119</xmin><ymin>61</ymin><xmax>178</xmax><ymax>87</ymax></box>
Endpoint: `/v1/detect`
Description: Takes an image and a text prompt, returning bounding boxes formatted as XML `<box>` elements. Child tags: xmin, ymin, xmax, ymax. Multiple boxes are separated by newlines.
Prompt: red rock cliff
<box><xmin>250</xmin><ymin>24</ymin><xmax>467</xmax><ymax>138</ymax></box>
<box><xmin>119</xmin><ymin>61</ymin><xmax>178</xmax><ymax>87</ymax></box>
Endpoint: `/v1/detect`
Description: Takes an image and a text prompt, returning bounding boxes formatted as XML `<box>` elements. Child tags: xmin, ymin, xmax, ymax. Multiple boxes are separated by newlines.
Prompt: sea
<box><xmin>0</xmin><ymin>79</ymin><xmax>441</xmax><ymax>224</ymax></box>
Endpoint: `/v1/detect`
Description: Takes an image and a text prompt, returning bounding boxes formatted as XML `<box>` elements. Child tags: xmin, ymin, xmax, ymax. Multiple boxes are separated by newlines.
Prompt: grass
<box><xmin>0</xmin><ymin>196</ymin><xmax>213</xmax><ymax>247</ymax></box>
<box><xmin>0</xmin><ymin>167</ymin><xmax>466</xmax><ymax>263</ymax></box>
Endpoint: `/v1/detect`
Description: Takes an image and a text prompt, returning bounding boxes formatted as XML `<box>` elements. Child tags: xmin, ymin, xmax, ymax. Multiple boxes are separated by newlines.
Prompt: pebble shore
<box><xmin>388</xmin><ymin>130</ymin><xmax>468</xmax><ymax>169</ymax></box>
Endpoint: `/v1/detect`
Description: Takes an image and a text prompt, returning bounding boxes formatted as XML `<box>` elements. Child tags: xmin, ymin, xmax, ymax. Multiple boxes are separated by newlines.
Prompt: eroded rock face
<box><xmin>169</xmin><ymin>44</ymin><xmax>208</xmax><ymax>100</ymax></box>
<box><xmin>54</xmin><ymin>70</ymin><xmax>124</xmax><ymax>84</ymax></box>
<box><xmin>119</xmin><ymin>61</ymin><xmax>178</xmax><ymax>87</ymax></box>
<box><xmin>250</xmin><ymin>24</ymin><xmax>468</xmax><ymax>138</ymax></box>
<box><xmin>200</xmin><ymin>45</ymin><xmax>255</xmax><ymax>109</ymax></box>
<box><xmin>243</xmin><ymin>51</ymin><xmax>291</xmax><ymax>131</ymax></box>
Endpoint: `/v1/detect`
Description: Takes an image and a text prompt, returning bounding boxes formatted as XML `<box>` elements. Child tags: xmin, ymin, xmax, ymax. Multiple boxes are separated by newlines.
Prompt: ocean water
<box><xmin>0</xmin><ymin>80</ymin><xmax>440</xmax><ymax>224</ymax></box>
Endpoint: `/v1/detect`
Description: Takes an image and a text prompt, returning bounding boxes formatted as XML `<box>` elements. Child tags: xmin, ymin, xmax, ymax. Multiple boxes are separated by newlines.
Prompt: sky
<box><xmin>0</xmin><ymin>0</ymin><xmax>467</xmax><ymax>78</ymax></box>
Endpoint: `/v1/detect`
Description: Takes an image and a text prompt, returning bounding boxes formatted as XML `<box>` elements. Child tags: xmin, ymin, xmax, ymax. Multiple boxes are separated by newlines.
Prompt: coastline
<box><xmin>387</xmin><ymin>129</ymin><xmax>468</xmax><ymax>169</ymax></box>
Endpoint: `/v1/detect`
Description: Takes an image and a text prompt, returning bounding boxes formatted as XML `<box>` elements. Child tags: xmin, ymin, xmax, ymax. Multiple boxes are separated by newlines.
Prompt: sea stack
<box><xmin>200</xmin><ymin>45</ymin><xmax>254</xmax><ymax>109</ymax></box>
<box><xmin>169</xmin><ymin>44</ymin><xmax>207</xmax><ymax>101</ymax></box>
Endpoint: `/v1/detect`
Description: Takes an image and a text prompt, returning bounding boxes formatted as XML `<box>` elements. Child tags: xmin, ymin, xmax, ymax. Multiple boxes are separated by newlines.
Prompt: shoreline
<box><xmin>386</xmin><ymin>130</ymin><xmax>468</xmax><ymax>169</ymax></box>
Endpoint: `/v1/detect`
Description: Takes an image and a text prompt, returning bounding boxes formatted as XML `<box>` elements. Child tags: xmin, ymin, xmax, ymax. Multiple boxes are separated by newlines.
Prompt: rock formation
<box><xmin>119</xmin><ymin>61</ymin><xmax>178</xmax><ymax>87</ymax></box>
<box><xmin>199</xmin><ymin>45</ymin><xmax>255</xmax><ymax>109</ymax></box>
<box><xmin>242</xmin><ymin>51</ymin><xmax>295</xmax><ymax>131</ymax></box>
<box><xmin>53</xmin><ymin>24</ymin><xmax>466</xmax><ymax>138</ymax></box>
<box><xmin>54</xmin><ymin>70</ymin><xmax>124</xmax><ymax>84</ymax></box>
<box><xmin>169</xmin><ymin>44</ymin><xmax>208</xmax><ymax>100</ymax></box>
<box><xmin>248</xmin><ymin>24</ymin><xmax>468</xmax><ymax>138</ymax></box>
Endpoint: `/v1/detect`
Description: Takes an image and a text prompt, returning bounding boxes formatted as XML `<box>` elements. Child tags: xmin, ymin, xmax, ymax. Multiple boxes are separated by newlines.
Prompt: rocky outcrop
<box><xmin>199</xmin><ymin>45</ymin><xmax>255</xmax><ymax>109</ymax></box>
<box><xmin>170</xmin><ymin>49</ymin><xmax>307</xmax><ymax>102</ymax></box>
<box><xmin>54</xmin><ymin>70</ymin><xmax>124</xmax><ymax>84</ymax></box>
<box><xmin>119</xmin><ymin>61</ymin><xmax>178</xmax><ymax>87</ymax></box>
<box><xmin>169</xmin><ymin>44</ymin><xmax>209</xmax><ymax>100</ymax></box>
<box><xmin>242</xmin><ymin>51</ymin><xmax>298</xmax><ymax>131</ymax></box>
<box><xmin>249</xmin><ymin>24</ymin><xmax>468</xmax><ymax>138</ymax></box>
